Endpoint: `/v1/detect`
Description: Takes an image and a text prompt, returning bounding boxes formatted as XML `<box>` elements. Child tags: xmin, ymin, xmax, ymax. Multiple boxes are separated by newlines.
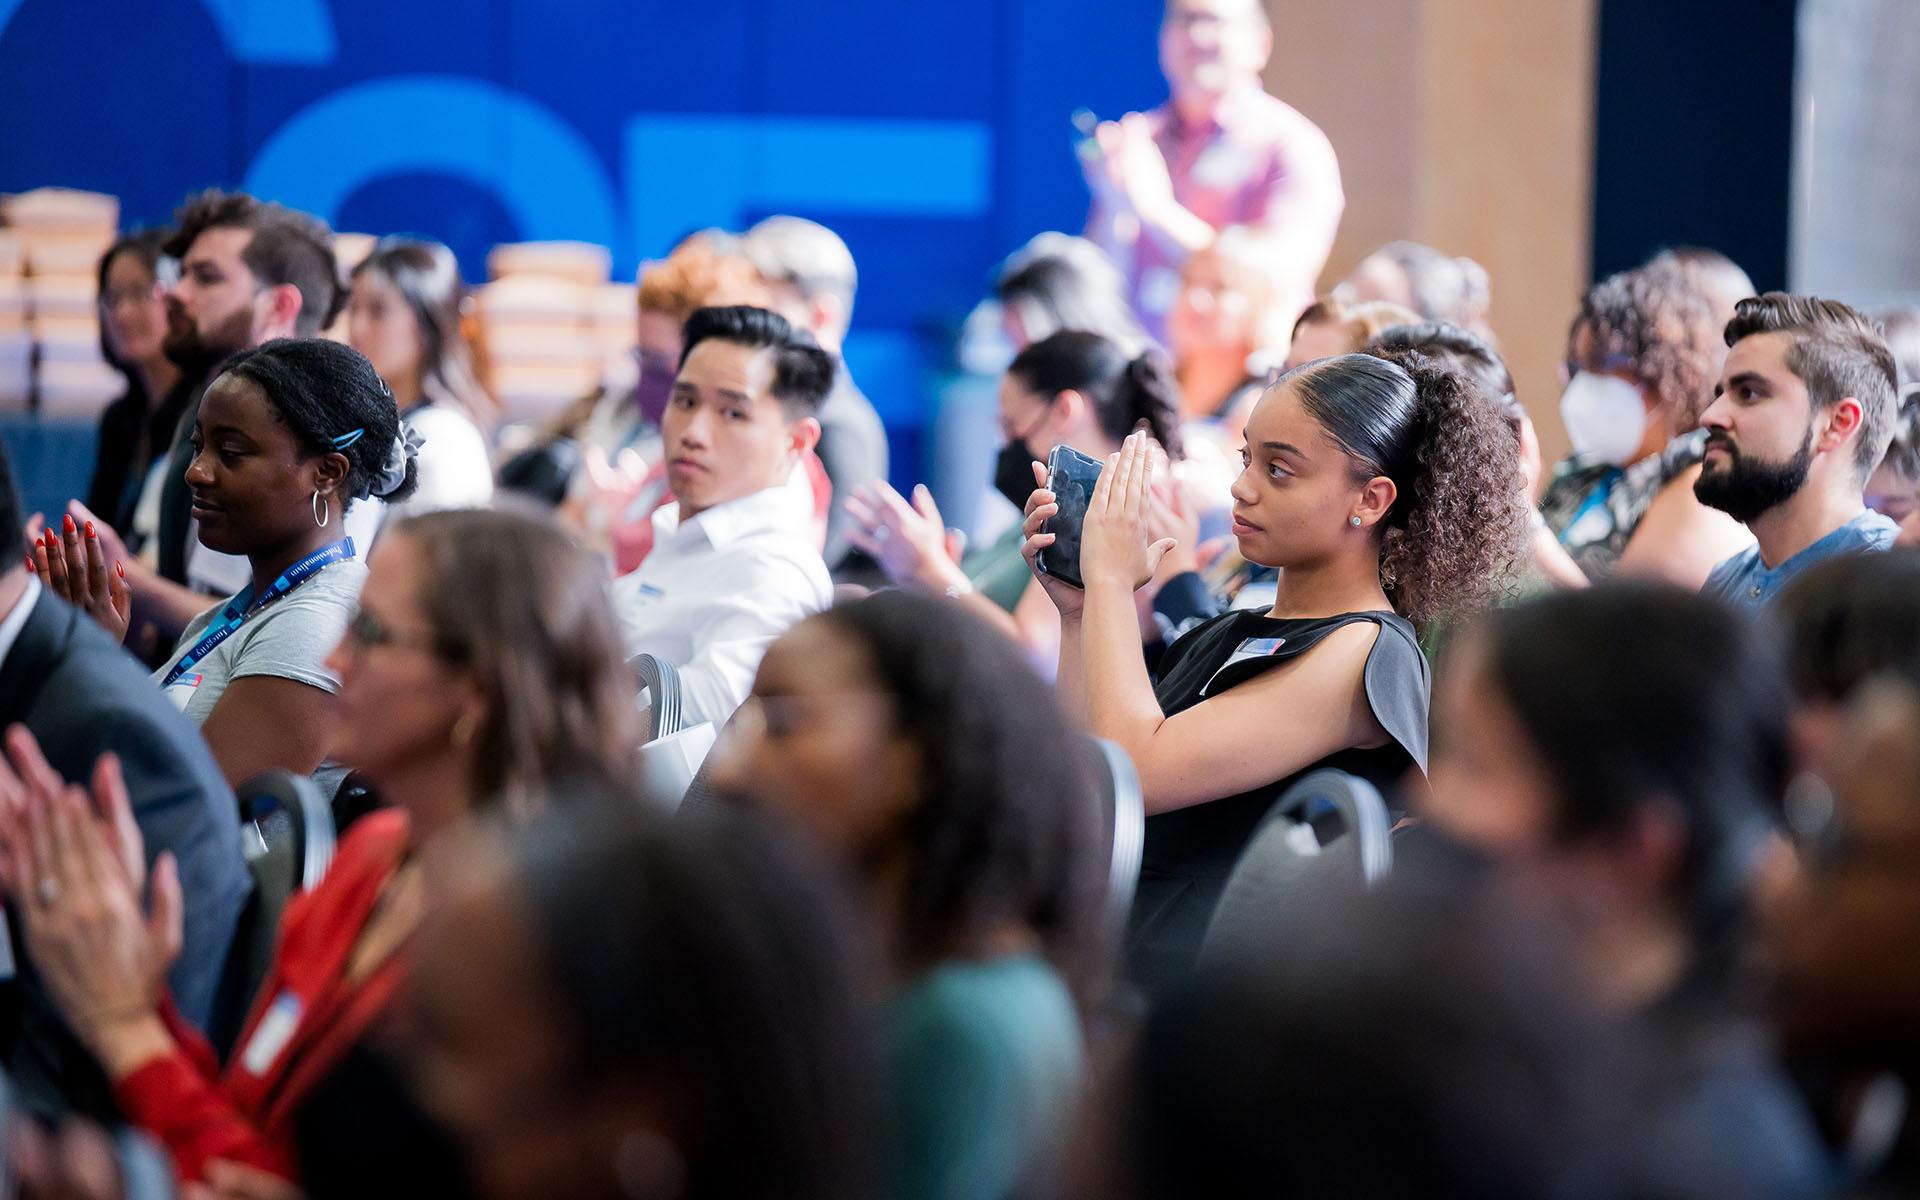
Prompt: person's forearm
<box><xmin>87</xmin><ymin>1013</ymin><xmax>176</xmax><ymax>1084</ymax></box>
<box><xmin>1136</xmin><ymin>198</ymin><xmax>1216</xmax><ymax>259</ymax></box>
<box><xmin>1531</xmin><ymin>526</ymin><xmax>1589</xmax><ymax>590</ymax></box>
<box><xmin>129</xmin><ymin>562</ymin><xmax>217</xmax><ymax>634</ymax></box>
<box><xmin>1080</xmin><ymin>579</ymin><xmax>1164</xmax><ymax>753</ymax></box>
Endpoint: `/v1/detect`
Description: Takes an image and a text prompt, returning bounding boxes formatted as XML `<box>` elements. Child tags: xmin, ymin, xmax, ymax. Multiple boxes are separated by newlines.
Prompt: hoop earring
<box><xmin>312</xmin><ymin>490</ymin><xmax>330</xmax><ymax>528</ymax></box>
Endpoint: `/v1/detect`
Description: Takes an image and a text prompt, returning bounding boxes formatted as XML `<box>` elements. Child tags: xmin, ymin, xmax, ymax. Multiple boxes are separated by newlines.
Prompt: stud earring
<box><xmin>1349</xmin><ymin>515</ymin><xmax>1363</xmax><ymax>527</ymax></box>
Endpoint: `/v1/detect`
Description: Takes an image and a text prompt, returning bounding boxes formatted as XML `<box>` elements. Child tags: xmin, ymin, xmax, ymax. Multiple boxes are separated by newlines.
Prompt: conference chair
<box><xmin>1088</xmin><ymin>737</ymin><xmax>1144</xmax><ymax>945</ymax></box>
<box><xmin>1198</xmin><ymin>769</ymin><xmax>1394</xmax><ymax>968</ymax></box>
<box><xmin>209</xmin><ymin>771</ymin><xmax>339</xmax><ymax>1054</ymax></box>
<box><xmin>632</xmin><ymin>652</ymin><xmax>683</xmax><ymax>743</ymax></box>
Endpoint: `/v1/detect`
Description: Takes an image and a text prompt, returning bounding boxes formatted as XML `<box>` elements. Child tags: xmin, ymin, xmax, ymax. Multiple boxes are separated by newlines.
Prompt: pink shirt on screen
<box><xmin>1089</xmin><ymin>87</ymin><xmax>1344</xmax><ymax>344</ymax></box>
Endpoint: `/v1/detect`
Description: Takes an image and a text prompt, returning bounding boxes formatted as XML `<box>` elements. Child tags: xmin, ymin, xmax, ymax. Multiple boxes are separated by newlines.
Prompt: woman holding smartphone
<box><xmin>1021</xmin><ymin>350</ymin><xmax>1528</xmax><ymax>992</ymax></box>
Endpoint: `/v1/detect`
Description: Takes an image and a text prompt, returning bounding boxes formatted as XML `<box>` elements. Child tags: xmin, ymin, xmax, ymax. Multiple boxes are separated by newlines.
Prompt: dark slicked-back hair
<box><xmin>215</xmin><ymin>338</ymin><xmax>417</xmax><ymax>504</ymax></box>
<box><xmin>164</xmin><ymin>189</ymin><xmax>342</xmax><ymax>334</ymax></box>
<box><xmin>1724</xmin><ymin>293</ymin><xmax>1898</xmax><ymax>475</ymax></box>
<box><xmin>679</xmin><ymin>305</ymin><xmax>835</xmax><ymax>417</ymax></box>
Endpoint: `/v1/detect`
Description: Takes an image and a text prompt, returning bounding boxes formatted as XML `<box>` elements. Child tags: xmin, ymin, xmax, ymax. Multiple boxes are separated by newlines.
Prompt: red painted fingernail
<box><xmin>23</xmin><ymin>555</ymin><xmax>33</xmax><ymax>572</ymax></box>
<box><xmin>84</xmin><ymin>521</ymin><xmax>95</xmax><ymax>539</ymax></box>
<box><xmin>62</xmin><ymin>515</ymin><xmax>74</xmax><ymax>534</ymax></box>
<box><xmin>115</xmin><ymin>561</ymin><xmax>126</xmax><ymax>580</ymax></box>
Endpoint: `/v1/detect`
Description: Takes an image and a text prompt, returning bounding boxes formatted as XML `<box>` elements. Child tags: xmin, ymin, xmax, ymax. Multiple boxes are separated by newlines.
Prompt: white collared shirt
<box><xmin>611</xmin><ymin>484</ymin><xmax>832</xmax><ymax>727</ymax></box>
<box><xmin>0</xmin><ymin>575</ymin><xmax>41</xmax><ymax>668</ymax></box>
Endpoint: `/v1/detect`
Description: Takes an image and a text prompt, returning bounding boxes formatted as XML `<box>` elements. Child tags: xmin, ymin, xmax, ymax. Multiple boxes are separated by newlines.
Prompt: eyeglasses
<box><xmin>98</xmin><ymin>283</ymin><xmax>162</xmax><ymax>312</ymax></box>
<box><xmin>344</xmin><ymin>608</ymin><xmax>464</xmax><ymax>661</ymax></box>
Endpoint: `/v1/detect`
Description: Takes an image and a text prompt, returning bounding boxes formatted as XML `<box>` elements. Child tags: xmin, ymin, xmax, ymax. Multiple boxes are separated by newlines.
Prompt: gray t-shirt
<box><xmin>152</xmin><ymin>559</ymin><xmax>368</xmax><ymax>727</ymax></box>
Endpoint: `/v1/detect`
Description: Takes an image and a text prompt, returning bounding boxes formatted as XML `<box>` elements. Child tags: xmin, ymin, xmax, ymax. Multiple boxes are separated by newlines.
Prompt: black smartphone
<box><xmin>1037</xmin><ymin>444</ymin><xmax>1104</xmax><ymax>589</ymax></box>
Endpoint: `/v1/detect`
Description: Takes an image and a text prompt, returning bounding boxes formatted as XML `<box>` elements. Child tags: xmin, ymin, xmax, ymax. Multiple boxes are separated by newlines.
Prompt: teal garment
<box><xmin>887</xmin><ymin>955</ymin><xmax>1084</xmax><ymax>1200</ymax></box>
<box><xmin>963</xmin><ymin>524</ymin><xmax>1031</xmax><ymax>613</ymax></box>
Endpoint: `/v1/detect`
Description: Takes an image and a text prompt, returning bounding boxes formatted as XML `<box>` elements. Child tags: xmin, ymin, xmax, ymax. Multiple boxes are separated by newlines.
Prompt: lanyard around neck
<box><xmin>160</xmin><ymin>538</ymin><xmax>355</xmax><ymax>687</ymax></box>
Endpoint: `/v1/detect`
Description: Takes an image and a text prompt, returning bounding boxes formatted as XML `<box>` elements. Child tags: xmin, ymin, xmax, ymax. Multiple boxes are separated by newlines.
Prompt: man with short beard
<box><xmin>1695</xmin><ymin>293</ymin><xmax>1899</xmax><ymax>608</ymax></box>
<box><xmin>64</xmin><ymin>191</ymin><xmax>346</xmax><ymax>641</ymax></box>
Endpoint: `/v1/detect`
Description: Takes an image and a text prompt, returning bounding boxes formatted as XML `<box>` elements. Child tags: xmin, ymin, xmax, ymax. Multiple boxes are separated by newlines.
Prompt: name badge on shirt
<box><xmin>162</xmin><ymin>673</ymin><xmax>203</xmax><ymax>712</ymax></box>
<box><xmin>1200</xmin><ymin>636</ymin><xmax>1287</xmax><ymax>696</ymax></box>
<box><xmin>631</xmin><ymin>582</ymin><xmax>665</xmax><ymax>604</ymax></box>
<box><xmin>240</xmin><ymin>990</ymin><xmax>304</xmax><ymax>1077</ymax></box>
<box><xmin>1191</xmin><ymin>141</ymin><xmax>1255</xmax><ymax>190</ymax></box>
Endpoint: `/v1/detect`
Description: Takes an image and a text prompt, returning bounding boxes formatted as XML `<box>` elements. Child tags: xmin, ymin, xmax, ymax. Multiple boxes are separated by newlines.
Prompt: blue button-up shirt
<box><xmin>1702</xmin><ymin>510</ymin><xmax>1900</xmax><ymax>609</ymax></box>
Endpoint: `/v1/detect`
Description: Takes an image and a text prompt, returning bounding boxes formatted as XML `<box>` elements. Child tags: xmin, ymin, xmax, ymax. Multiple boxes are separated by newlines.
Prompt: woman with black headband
<box><xmin>31</xmin><ymin>337</ymin><xmax>418</xmax><ymax>786</ymax></box>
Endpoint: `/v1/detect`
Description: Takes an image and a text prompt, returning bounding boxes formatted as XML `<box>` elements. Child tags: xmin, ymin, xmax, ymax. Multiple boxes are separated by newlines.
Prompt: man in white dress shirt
<box><xmin>612</xmin><ymin>306</ymin><xmax>836</xmax><ymax>727</ymax></box>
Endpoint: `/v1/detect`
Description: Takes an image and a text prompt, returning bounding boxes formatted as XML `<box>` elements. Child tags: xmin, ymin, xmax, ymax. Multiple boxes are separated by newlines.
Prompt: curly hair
<box><xmin>813</xmin><ymin>590</ymin><xmax>1108</xmax><ymax>1005</ymax></box>
<box><xmin>1290</xmin><ymin>351</ymin><xmax>1529</xmax><ymax>624</ymax></box>
<box><xmin>216</xmin><ymin>337</ymin><xmax>419</xmax><ymax>505</ymax></box>
<box><xmin>637</xmin><ymin>237</ymin><xmax>770</xmax><ymax>323</ymax></box>
<box><xmin>1567</xmin><ymin>261</ymin><xmax>1720</xmax><ymax>431</ymax></box>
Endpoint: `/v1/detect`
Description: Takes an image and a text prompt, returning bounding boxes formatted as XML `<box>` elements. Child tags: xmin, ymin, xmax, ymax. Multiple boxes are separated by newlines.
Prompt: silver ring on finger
<box><xmin>35</xmin><ymin>877</ymin><xmax>59</xmax><ymax>907</ymax></box>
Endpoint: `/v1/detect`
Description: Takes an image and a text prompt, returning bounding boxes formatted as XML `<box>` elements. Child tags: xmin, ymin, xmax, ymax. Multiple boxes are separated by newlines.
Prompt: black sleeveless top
<box><xmin>1126</xmin><ymin>609</ymin><xmax>1431</xmax><ymax>993</ymax></box>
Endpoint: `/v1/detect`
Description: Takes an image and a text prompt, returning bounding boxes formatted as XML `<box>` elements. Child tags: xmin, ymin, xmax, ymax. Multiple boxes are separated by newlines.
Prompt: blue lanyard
<box><xmin>161</xmin><ymin>538</ymin><xmax>355</xmax><ymax>687</ymax></box>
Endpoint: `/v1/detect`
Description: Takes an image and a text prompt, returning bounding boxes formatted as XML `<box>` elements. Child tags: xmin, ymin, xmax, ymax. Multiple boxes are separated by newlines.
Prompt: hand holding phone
<box><xmin>1036</xmin><ymin>444</ymin><xmax>1105</xmax><ymax>589</ymax></box>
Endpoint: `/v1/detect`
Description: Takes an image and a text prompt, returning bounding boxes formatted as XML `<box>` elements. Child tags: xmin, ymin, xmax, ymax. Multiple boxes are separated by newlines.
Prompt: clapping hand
<box><xmin>27</xmin><ymin>511</ymin><xmax>131</xmax><ymax>646</ymax></box>
<box><xmin>845</xmin><ymin>482</ymin><xmax>969</xmax><ymax>594</ymax></box>
<box><xmin>1080</xmin><ymin>430</ymin><xmax>1176</xmax><ymax>593</ymax></box>
<box><xmin>0</xmin><ymin>725</ymin><xmax>179</xmax><ymax>1060</ymax></box>
<box><xmin>1085</xmin><ymin>113</ymin><xmax>1176</xmax><ymax>220</ymax></box>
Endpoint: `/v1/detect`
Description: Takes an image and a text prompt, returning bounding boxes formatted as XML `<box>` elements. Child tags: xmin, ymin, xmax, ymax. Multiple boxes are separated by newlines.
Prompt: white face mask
<box><xmin>1559</xmin><ymin>372</ymin><xmax>1650</xmax><ymax>467</ymax></box>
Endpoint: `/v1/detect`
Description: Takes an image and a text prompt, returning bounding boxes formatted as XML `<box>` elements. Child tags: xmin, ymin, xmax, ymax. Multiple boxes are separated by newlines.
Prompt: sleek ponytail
<box><xmin>1287</xmin><ymin>350</ymin><xmax>1527</xmax><ymax>623</ymax></box>
<box><xmin>1008</xmin><ymin>331</ymin><xmax>1186</xmax><ymax>459</ymax></box>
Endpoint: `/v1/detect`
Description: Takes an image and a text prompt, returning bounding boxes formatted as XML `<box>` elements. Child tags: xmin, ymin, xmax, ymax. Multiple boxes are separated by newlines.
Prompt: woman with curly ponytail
<box><xmin>1020</xmin><ymin>351</ymin><xmax>1527</xmax><ymax>992</ymax></box>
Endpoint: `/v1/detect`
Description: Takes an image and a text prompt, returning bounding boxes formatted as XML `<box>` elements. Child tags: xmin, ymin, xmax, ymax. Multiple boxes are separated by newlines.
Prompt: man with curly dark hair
<box><xmin>1538</xmin><ymin>258</ymin><xmax>1755</xmax><ymax>586</ymax></box>
<box><xmin>1019</xmin><ymin>349</ymin><xmax>1528</xmax><ymax>991</ymax></box>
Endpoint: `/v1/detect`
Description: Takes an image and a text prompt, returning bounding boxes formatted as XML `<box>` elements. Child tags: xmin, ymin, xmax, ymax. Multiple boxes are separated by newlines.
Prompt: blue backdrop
<box><xmin>0</xmin><ymin>0</ymin><xmax>1169</xmax><ymax>497</ymax></box>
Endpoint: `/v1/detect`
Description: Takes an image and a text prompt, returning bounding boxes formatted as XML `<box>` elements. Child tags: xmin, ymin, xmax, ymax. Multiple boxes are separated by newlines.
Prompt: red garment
<box><xmin>113</xmin><ymin>809</ymin><xmax>414</xmax><ymax>1183</ymax></box>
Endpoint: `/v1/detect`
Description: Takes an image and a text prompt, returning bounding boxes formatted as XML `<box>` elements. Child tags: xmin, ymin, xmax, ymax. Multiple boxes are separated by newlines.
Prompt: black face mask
<box><xmin>995</xmin><ymin>439</ymin><xmax>1043</xmax><ymax>509</ymax></box>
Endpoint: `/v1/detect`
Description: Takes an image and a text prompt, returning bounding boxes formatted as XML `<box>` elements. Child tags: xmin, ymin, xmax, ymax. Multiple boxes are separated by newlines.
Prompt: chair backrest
<box><xmin>1199</xmin><ymin>769</ymin><xmax>1394</xmax><ymax>968</ymax></box>
<box><xmin>676</xmin><ymin>708</ymin><xmax>743</xmax><ymax>819</ymax></box>
<box><xmin>635</xmin><ymin>722</ymin><xmax>717</xmax><ymax>813</ymax></box>
<box><xmin>1087</xmin><ymin>737</ymin><xmax>1144</xmax><ymax>945</ymax></box>
<box><xmin>632</xmin><ymin>652</ymin><xmax>683</xmax><ymax>743</ymax></box>
<box><xmin>210</xmin><ymin>770</ymin><xmax>341</xmax><ymax>1055</ymax></box>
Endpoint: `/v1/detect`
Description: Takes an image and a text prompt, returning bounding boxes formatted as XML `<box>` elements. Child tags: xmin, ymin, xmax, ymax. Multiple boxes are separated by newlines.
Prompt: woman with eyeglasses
<box><xmin>0</xmin><ymin>505</ymin><xmax>639</xmax><ymax>1194</ymax></box>
<box><xmin>85</xmin><ymin>229</ymin><xmax>185</xmax><ymax>537</ymax></box>
<box><xmin>347</xmin><ymin>237</ymin><xmax>496</xmax><ymax>519</ymax></box>
<box><xmin>33</xmin><ymin>337</ymin><xmax>416</xmax><ymax>786</ymax></box>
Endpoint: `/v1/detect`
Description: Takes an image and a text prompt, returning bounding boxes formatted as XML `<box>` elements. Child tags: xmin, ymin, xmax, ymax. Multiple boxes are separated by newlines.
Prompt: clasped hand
<box><xmin>0</xmin><ymin>724</ymin><xmax>179</xmax><ymax>1056</ymax></box>
<box><xmin>25</xmin><ymin>506</ymin><xmax>132</xmax><ymax>645</ymax></box>
<box><xmin>1021</xmin><ymin>431</ymin><xmax>1177</xmax><ymax>615</ymax></box>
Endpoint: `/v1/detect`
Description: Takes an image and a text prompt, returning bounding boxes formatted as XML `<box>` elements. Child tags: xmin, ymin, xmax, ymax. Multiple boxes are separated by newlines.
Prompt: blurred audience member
<box><xmin>1765</xmin><ymin>681</ymin><xmax>1920</xmax><ymax>1198</ymax></box>
<box><xmin>1339</xmin><ymin>240</ymin><xmax>1492</xmax><ymax>335</ymax></box>
<box><xmin>1208</xmin><ymin>293</ymin><xmax>1421</xmax><ymax>436</ymax></box>
<box><xmin>0</xmin><ymin>442</ymin><xmax>246</xmax><ymax>1121</ymax></box>
<box><xmin>1367</xmin><ymin>321</ymin><xmax>1587</xmax><ymax>590</ymax></box>
<box><xmin>1166</xmin><ymin>227</ymin><xmax>1297</xmax><ymax>420</ymax></box>
<box><xmin>712</xmin><ymin>591</ymin><xmax>1103</xmax><ymax>1200</ymax></box>
<box><xmin>1426</xmin><ymin>583</ymin><xmax>1828</xmax><ymax>1198</ymax></box>
<box><xmin>87</xmin><ymin>230</ymin><xmax>185</xmax><ymax>538</ymax></box>
<box><xmin>742</xmin><ymin>215</ymin><xmax>889</xmax><ymax>568</ymax></box>
<box><xmin>1539</xmin><ymin>260</ymin><xmax>1751</xmax><ymax>586</ymax></box>
<box><xmin>1024</xmin><ymin>352</ymin><xmax>1527</xmax><ymax>990</ymax></box>
<box><xmin>1083</xmin><ymin>0</ymin><xmax>1341</xmax><ymax>346</ymax></box>
<box><xmin>1697</xmin><ymin>295</ymin><xmax>1900</xmax><ymax>609</ymax></box>
<box><xmin>610</xmin><ymin>306</ymin><xmax>834</xmax><ymax>728</ymax></box>
<box><xmin>0</xmin><ymin>506</ymin><xmax>638</xmax><ymax>1191</ymax></box>
<box><xmin>35</xmin><ymin>339</ymin><xmax>416</xmax><ymax>787</ymax></box>
<box><xmin>1862</xmin><ymin>306</ymin><xmax>1920</xmax><ymax>526</ymax></box>
<box><xmin>993</xmin><ymin>233</ymin><xmax>1154</xmax><ymax>356</ymax></box>
<box><xmin>1648</xmin><ymin>245</ymin><xmax>1757</xmax><ymax>329</ymax></box>
<box><xmin>346</xmin><ymin>237</ymin><xmax>494</xmax><ymax>518</ymax></box>
<box><xmin>1098</xmin><ymin>880</ymin><xmax>1631</xmax><ymax>1200</ymax></box>
<box><xmin>848</xmin><ymin>330</ymin><xmax>1184</xmax><ymax>668</ymax></box>
<box><xmin>1775</xmin><ymin>549</ymin><xmax>1920</xmax><ymax>774</ymax></box>
<box><xmin>411</xmin><ymin>801</ymin><xmax>881</xmax><ymax>1200</ymax></box>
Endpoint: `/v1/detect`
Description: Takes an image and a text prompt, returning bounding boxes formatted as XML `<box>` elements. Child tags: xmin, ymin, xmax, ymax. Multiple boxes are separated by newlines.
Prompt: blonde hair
<box><xmin>1292</xmin><ymin>295</ymin><xmax>1423</xmax><ymax>353</ymax></box>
